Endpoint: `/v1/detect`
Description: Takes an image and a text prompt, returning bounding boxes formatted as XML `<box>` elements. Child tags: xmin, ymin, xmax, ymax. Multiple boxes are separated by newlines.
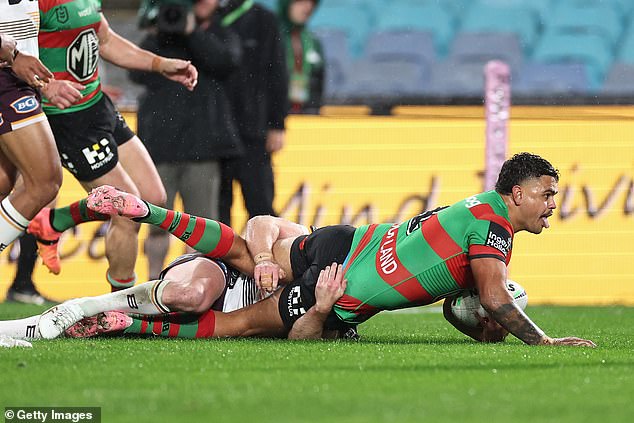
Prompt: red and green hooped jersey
<box><xmin>336</xmin><ymin>190</ymin><xmax>514</xmax><ymax>324</ymax></box>
<box><xmin>39</xmin><ymin>0</ymin><xmax>103</xmax><ymax>115</ymax></box>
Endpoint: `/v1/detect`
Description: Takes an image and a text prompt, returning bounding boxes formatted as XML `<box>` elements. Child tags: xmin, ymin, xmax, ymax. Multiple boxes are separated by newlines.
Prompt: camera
<box><xmin>138</xmin><ymin>0</ymin><xmax>195</xmax><ymax>34</ymax></box>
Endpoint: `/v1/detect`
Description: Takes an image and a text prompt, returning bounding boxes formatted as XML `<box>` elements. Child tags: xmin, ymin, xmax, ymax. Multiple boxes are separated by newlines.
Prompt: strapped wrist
<box><xmin>151</xmin><ymin>56</ymin><xmax>164</xmax><ymax>73</ymax></box>
<box><xmin>254</xmin><ymin>252</ymin><xmax>273</xmax><ymax>264</ymax></box>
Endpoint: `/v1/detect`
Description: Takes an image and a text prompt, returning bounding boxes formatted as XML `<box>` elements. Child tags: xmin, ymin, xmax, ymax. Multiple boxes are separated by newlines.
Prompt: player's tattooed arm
<box><xmin>472</xmin><ymin>258</ymin><xmax>596</xmax><ymax>347</ymax></box>
<box><xmin>486</xmin><ymin>303</ymin><xmax>545</xmax><ymax>345</ymax></box>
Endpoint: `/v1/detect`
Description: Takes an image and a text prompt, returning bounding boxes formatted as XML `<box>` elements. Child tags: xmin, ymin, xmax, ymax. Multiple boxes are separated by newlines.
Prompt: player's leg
<box><xmin>65</xmin><ymin>256</ymin><xmax>228</xmax><ymax>338</ymax></box>
<box><xmin>141</xmin><ymin>163</ymin><xmax>177</xmax><ymax>279</ymax></box>
<box><xmin>81</xmin><ymin>164</ymin><xmax>142</xmax><ymax>290</ymax></box>
<box><xmin>87</xmin><ymin>185</ymin><xmax>254</xmax><ymax>275</ymax></box>
<box><xmin>39</xmin><ymin>255</ymin><xmax>228</xmax><ymax>338</ymax></box>
<box><xmin>0</xmin><ymin>120</ymin><xmax>62</xmax><ymax>250</ymax></box>
<box><xmin>116</xmin><ymin>135</ymin><xmax>167</xmax><ymax>207</ymax></box>
<box><xmin>117</xmin><ymin>289</ymin><xmax>286</xmax><ymax>339</ymax></box>
<box><xmin>27</xmin><ymin>199</ymin><xmax>110</xmax><ymax>274</ymax></box>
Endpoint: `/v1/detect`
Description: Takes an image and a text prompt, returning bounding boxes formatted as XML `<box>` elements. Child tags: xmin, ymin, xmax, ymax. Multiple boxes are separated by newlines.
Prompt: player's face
<box><xmin>517</xmin><ymin>175</ymin><xmax>558</xmax><ymax>234</ymax></box>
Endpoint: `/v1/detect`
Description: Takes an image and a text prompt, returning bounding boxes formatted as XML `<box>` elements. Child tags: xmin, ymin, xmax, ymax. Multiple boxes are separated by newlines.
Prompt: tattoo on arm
<box><xmin>490</xmin><ymin>304</ymin><xmax>545</xmax><ymax>345</ymax></box>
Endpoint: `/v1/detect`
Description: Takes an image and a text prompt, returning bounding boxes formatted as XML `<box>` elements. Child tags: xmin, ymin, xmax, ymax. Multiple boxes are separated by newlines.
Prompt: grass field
<box><xmin>1</xmin><ymin>304</ymin><xmax>633</xmax><ymax>423</ymax></box>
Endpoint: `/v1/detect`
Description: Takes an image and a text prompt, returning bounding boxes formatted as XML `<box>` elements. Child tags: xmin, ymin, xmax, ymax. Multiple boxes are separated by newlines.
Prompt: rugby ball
<box><xmin>450</xmin><ymin>280</ymin><xmax>528</xmax><ymax>327</ymax></box>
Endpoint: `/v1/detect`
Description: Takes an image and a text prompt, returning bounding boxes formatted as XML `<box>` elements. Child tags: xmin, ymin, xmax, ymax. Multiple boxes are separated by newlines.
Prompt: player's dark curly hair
<box><xmin>495</xmin><ymin>153</ymin><xmax>559</xmax><ymax>194</ymax></box>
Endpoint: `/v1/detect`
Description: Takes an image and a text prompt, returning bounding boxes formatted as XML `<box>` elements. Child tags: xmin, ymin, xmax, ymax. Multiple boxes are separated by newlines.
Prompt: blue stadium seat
<box><xmin>313</xmin><ymin>29</ymin><xmax>353</xmax><ymax>99</ymax></box>
<box><xmin>336</xmin><ymin>59</ymin><xmax>429</xmax><ymax>99</ymax></box>
<box><xmin>425</xmin><ymin>61</ymin><xmax>487</xmax><ymax>97</ymax></box>
<box><xmin>513</xmin><ymin>62</ymin><xmax>591</xmax><ymax>95</ymax></box>
<box><xmin>364</xmin><ymin>30</ymin><xmax>436</xmax><ymax>67</ymax></box>
<box><xmin>374</xmin><ymin>3</ymin><xmax>455</xmax><ymax>55</ymax></box>
<box><xmin>601</xmin><ymin>62</ymin><xmax>634</xmax><ymax>95</ymax></box>
<box><xmin>475</xmin><ymin>0</ymin><xmax>551</xmax><ymax>22</ymax></box>
<box><xmin>531</xmin><ymin>31</ymin><xmax>613</xmax><ymax>89</ymax></box>
<box><xmin>460</xmin><ymin>3</ymin><xmax>539</xmax><ymax>51</ymax></box>
<box><xmin>546</xmin><ymin>2</ymin><xmax>623</xmax><ymax>48</ymax></box>
<box><xmin>309</xmin><ymin>5</ymin><xmax>373</xmax><ymax>56</ymax></box>
<box><xmin>448</xmin><ymin>32</ymin><xmax>523</xmax><ymax>72</ymax></box>
<box><xmin>617</xmin><ymin>31</ymin><xmax>634</xmax><ymax>64</ymax></box>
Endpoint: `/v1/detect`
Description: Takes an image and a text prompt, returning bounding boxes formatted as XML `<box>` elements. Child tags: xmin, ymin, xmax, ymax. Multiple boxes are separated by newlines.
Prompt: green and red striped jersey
<box><xmin>39</xmin><ymin>0</ymin><xmax>103</xmax><ymax>115</ymax></box>
<box><xmin>336</xmin><ymin>190</ymin><xmax>514</xmax><ymax>324</ymax></box>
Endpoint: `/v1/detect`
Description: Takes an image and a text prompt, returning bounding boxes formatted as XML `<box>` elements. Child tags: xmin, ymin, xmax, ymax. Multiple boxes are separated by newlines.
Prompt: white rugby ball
<box><xmin>450</xmin><ymin>280</ymin><xmax>528</xmax><ymax>327</ymax></box>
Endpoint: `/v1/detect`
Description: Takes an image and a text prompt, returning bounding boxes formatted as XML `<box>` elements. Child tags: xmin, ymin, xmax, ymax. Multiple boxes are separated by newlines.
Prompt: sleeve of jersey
<box><xmin>467</xmin><ymin>218</ymin><xmax>514</xmax><ymax>263</ymax></box>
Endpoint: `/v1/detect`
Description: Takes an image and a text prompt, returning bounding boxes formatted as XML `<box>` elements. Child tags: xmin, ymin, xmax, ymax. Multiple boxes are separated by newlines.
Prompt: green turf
<box><xmin>1</xmin><ymin>304</ymin><xmax>632</xmax><ymax>423</ymax></box>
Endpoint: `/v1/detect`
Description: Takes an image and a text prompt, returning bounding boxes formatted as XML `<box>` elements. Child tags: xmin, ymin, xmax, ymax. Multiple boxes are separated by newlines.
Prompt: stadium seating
<box><xmin>364</xmin><ymin>31</ymin><xmax>436</xmax><ymax>67</ymax></box>
<box><xmin>531</xmin><ymin>31</ymin><xmax>613</xmax><ymax>89</ymax></box>
<box><xmin>448</xmin><ymin>32</ymin><xmax>523</xmax><ymax>72</ymax></box>
<box><xmin>309</xmin><ymin>4</ymin><xmax>373</xmax><ymax>56</ymax></box>
<box><xmin>374</xmin><ymin>3</ymin><xmax>455</xmax><ymax>55</ymax></box>
<box><xmin>546</xmin><ymin>2</ymin><xmax>623</xmax><ymax>49</ymax></box>
<box><xmin>313</xmin><ymin>29</ymin><xmax>352</xmax><ymax>98</ymax></box>
<box><xmin>105</xmin><ymin>0</ymin><xmax>634</xmax><ymax>104</ymax></box>
<box><xmin>336</xmin><ymin>59</ymin><xmax>429</xmax><ymax>99</ymax></box>
<box><xmin>600</xmin><ymin>63</ymin><xmax>634</xmax><ymax>95</ymax></box>
<box><xmin>459</xmin><ymin>3</ymin><xmax>539</xmax><ymax>52</ymax></box>
<box><xmin>513</xmin><ymin>62</ymin><xmax>590</xmax><ymax>95</ymax></box>
<box><xmin>425</xmin><ymin>61</ymin><xmax>488</xmax><ymax>97</ymax></box>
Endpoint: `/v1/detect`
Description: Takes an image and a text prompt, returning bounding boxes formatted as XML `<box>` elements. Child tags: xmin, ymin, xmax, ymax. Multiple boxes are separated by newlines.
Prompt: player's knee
<box><xmin>144</xmin><ymin>186</ymin><xmax>167</xmax><ymax>208</ymax></box>
<box><xmin>178</xmin><ymin>280</ymin><xmax>214</xmax><ymax>314</ymax></box>
<box><xmin>28</xmin><ymin>176</ymin><xmax>61</xmax><ymax>208</ymax></box>
<box><xmin>110</xmin><ymin>215</ymin><xmax>141</xmax><ymax>233</ymax></box>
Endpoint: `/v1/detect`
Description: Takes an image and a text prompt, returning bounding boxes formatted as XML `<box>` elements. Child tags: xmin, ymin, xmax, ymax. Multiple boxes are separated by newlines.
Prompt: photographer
<box><xmin>130</xmin><ymin>0</ymin><xmax>244</xmax><ymax>278</ymax></box>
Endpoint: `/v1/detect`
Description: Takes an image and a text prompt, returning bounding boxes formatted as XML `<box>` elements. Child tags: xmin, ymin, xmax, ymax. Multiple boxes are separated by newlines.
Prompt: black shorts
<box><xmin>278</xmin><ymin>225</ymin><xmax>356</xmax><ymax>331</ymax></box>
<box><xmin>0</xmin><ymin>68</ymin><xmax>47</xmax><ymax>136</ymax></box>
<box><xmin>47</xmin><ymin>94</ymin><xmax>135</xmax><ymax>181</ymax></box>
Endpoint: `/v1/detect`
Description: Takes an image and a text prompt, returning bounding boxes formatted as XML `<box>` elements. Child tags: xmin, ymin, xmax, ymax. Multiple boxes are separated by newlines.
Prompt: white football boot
<box><xmin>38</xmin><ymin>302</ymin><xmax>85</xmax><ymax>339</ymax></box>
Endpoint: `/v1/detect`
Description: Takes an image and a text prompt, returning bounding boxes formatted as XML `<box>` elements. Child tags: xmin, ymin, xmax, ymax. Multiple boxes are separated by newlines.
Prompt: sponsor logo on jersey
<box><xmin>67</xmin><ymin>28</ymin><xmax>99</xmax><ymax>81</ymax></box>
<box><xmin>81</xmin><ymin>138</ymin><xmax>114</xmax><ymax>171</ymax></box>
<box><xmin>60</xmin><ymin>153</ymin><xmax>78</xmax><ymax>174</ymax></box>
<box><xmin>485</xmin><ymin>221</ymin><xmax>512</xmax><ymax>257</ymax></box>
<box><xmin>378</xmin><ymin>224</ymin><xmax>399</xmax><ymax>275</ymax></box>
<box><xmin>465</xmin><ymin>195</ymin><xmax>481</xmax><ymax>208</ymax></box>
<box><xmin>56</xmin><ymin>5</ymin><xmax>69</xmax><ymax>23</ymax></box>
<box><xmin>0</xmin><ymin>113</ymin><xmax>3</xmax><ymax>127</ymax></box>
<box><xmin>10</xmin><ymin>96</ymin><xmax>39</xmax><ymax>114</ymax></box>
<box><xmin>0</xmin><ymin>243</ymin><xmax>7</xmax><ymax>252</ymax></box>
<box><xmin>287</xmin><ymin>286</ymin><xmax>306</xmax><ymax>317</ymax></box>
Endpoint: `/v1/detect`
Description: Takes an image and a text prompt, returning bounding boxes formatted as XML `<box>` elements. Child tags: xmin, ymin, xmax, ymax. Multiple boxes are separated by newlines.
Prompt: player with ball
<box><xmin>3</xmin><ymin>153</ymin><xmax>596</xmax><ymax>348</ymax></box>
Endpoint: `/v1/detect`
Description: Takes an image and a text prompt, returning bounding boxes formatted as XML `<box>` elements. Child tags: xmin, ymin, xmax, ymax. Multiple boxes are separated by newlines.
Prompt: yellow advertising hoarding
<box><xmin>1</xmin><ymin>107</ymin><xmax>633</xmax><ymax>304</ymax></box>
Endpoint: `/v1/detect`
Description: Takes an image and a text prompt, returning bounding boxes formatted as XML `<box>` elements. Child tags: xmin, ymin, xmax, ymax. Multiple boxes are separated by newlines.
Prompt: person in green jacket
<box><xmin>278</xmin><ymin>0</ymin><xmax>324</xmax><ymax>113</ymax></box>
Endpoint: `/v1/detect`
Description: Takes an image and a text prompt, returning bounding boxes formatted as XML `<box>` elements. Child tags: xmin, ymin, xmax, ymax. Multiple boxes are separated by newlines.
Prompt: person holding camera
<box><xmin>131</xmin><ymin>0</ymin><xmax>245</xmax><ymax>279</ymax></box>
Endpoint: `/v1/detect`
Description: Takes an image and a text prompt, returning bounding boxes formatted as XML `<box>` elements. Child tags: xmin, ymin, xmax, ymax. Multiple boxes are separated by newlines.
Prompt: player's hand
<box><xmin>475</xmin><ymin>313</ymin><xmax>508</xmax><ymax>343</ymax></box>
<box><xmin>41</xmin><ymin>79</ymin><xmax>85</xmax><ymax>109</ymax></box>
<box><xmin>542</xmin><ymin>336</ymin><xmax>597</xmax><ymax>348</ymax></box>
<box><xmin>314</xmin><ymin>262</ymin><xmax>347</xmax><ymax>314</ymax></box>
<box><xmin>266</xmin><ymin>129</ymin><xmax>285</xmax><ymax>153</ymax></box>
<box><xmin>0</xmin><ymin>34</ymin><xmax>17</xmax><ymax>65</ymax></box>
<box><xmin>254</xmin><ymin>258</ymin><xmax>286</xmax><ymax>293</ymax></box>
<box><xmin>156</xmin><ymin>57</ymin><xmax>198</xmax><ymax>91</ymax></box>
<box><xmin>11</xmin><ymin>51</ymin><xmax>53</xmax><ymax>87</ymax></box>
